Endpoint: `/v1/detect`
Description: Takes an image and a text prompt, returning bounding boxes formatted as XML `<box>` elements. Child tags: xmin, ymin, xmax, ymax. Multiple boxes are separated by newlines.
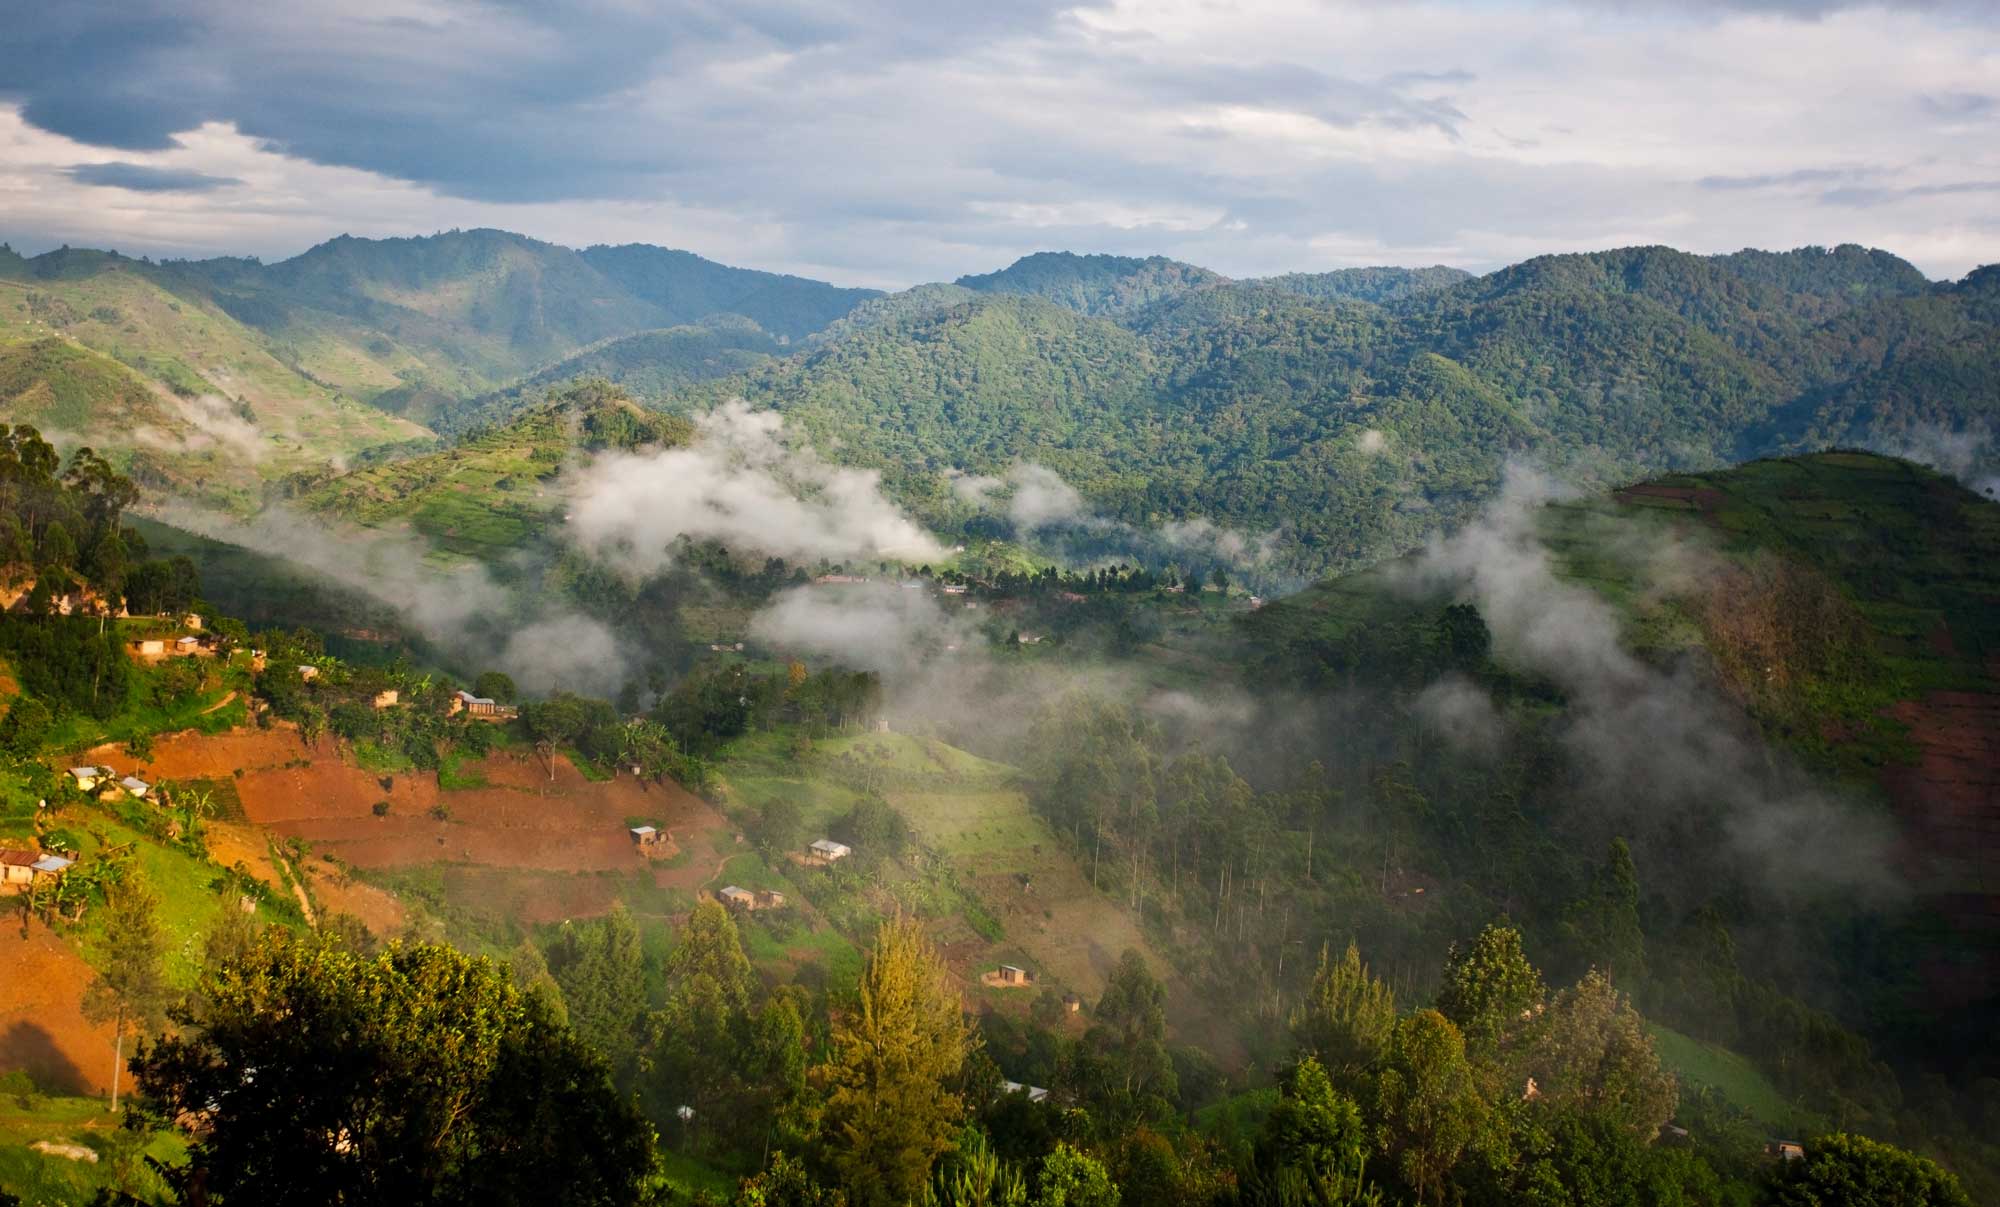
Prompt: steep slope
<box><xmin>1242</xmin><ymin>452</ymin><xmax>1999</xmax><ymax>1060</ymax></box>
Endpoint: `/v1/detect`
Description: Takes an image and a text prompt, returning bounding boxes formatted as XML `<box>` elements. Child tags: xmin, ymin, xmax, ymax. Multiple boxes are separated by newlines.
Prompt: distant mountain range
<box><xmin>3</xmin><ymin>230</ymin><xmax>1996</xmax><ymax>578</ymax></box>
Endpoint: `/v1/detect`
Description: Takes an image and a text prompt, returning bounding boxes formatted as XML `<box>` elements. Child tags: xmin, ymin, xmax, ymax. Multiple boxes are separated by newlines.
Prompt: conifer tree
<box><xmin>821</xmin><ymin>916</ymin><xmax>974</xmax><ymax>1206</ymax></box>
<box><xmin>82</xmin><ymin>872</ymin><xmax>169</xmax><ymax>1112</ymax></box>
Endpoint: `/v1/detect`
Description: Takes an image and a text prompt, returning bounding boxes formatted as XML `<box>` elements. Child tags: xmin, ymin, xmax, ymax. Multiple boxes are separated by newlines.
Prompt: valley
<box><xmin>1</xmin><ymin>235</ymin><xmax>1996</xmax><ymax>1205</ymax></box>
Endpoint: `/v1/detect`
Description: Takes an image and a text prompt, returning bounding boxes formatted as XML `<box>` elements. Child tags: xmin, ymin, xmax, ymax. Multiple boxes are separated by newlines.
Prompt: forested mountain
<box><xmin>580</xmin><ymin>243</ymin><xmax>882</xmax><ymax>341</ymax></box>
<box><xmin>0</xmin><ymin>231</ymin><xmax>878</xmax><ymax>439</ymax></box>
<box><xmin>1251</xmin><ymin>263</ymin><xmax>1472</xmax><ymax>304</ymax></box>
<box><xmin>652</xmin><ymin>243</ymin><xmax>2000</xmax><ymax>582</ymax></box>
<box><xmin>956</xmin><ymin>251</ymin><xmax>1228</xmax><ymax>315</ymax></box>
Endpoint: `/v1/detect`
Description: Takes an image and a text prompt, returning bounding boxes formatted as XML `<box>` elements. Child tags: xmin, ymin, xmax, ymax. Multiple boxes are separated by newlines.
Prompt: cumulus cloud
<box><xmin>1397</xmin><ymin>467</ymin><xmax>1902</xmax><ymax>899</ymax></box>
<box><xmin>565</xmin><ymin>400</ymin><xmax>944</xmax><ymax>573</ymax></box>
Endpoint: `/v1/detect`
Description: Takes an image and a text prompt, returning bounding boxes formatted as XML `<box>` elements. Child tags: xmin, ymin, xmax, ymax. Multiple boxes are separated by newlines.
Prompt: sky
<box><xmin>1</xmin><ymin>0</ymin><xmax>1996</xmax><ymax>288</ymax></box>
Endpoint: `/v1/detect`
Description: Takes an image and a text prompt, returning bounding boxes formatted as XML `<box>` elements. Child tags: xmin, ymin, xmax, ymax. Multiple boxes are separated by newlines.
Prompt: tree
<box><xmin>1090</xmin><ymin>950</ymin><xmax>1176</xmax><ymax>1110</ymax></box>
<box><xmin>1435</xmin><ymin>924</ymin><xmax>1545</xmax><ymax>1055</ymax></box>
<box><xmin>546</xmin><ymin>904</ymin><xmax>647</xmax><ymax>1076</ymax></box>
<box><xmin>473</xmin><ymin>671</ymin><xmax>518</xmax><ymax>704</ymax></box>
<box><xmin>651</xmin><ymin>902</ymin><xmax>760</xmax><ymax>1141</ymax></box>
<box><xmin>1561</xmin><ymin>838</ymin><xmax>1645</xmax><ymax>983</ymax></box>
<box><xmin>81</xmin><ymin>873</ymin><xmax>169</xmax><ymax>1112</ymax></box>
<box><xmin>1763</xmin><ymin>1133</ymin><xmax>1972</xmax><ymax>1207</ymax></box>
<box><xmin>1289</xmin><ymin>942</ymin><xmax>1397</xmax><ymax>1079</ymax></box>
<box><xmin>669</xmin><ymin>900</ymin><xmax>755</xmax><ymax>1009</ymax></box>
<box><xmin>1031</xmin><ymin>1143</ymin><xmax>1120</xmax><ymax>1207</ymax></box>
<box><xmin>1242</xmin><ymin>1057</ymin><xmax>1382</xmax><ymax>1207</ymax></box>
<box><xmin>1374</xmin><ymin>1010</ymin><xmax>1487</xmax><ymax>1206</ymax></box>
<box><xmin>1524</xmin><ymin>970</ymin><xmax>1677</xmax><ymax>1140</ymax></box>
<box><xmin>129</xmin><ymin>929</ymin><xmax>656</xmax><ymax>1205</ymax></box>
<box><xmin>736</xmin><ymin>1151</ymin><xmax>849</xmax><ymax>1207</ymax></box>
<box><xmin>521</xmin><ymin>692</ymin><xmax>589</xmax><ymax>779</ymax></box>
<box><xmin>929</xmin><ymin>1128</ymin><xmax>1028</xmax><ymax>1206</ymax></box>
<box><xmin>821</xmin><ymin>916</ymin><xmax>975</xmax><ymax>1206</ymax></box>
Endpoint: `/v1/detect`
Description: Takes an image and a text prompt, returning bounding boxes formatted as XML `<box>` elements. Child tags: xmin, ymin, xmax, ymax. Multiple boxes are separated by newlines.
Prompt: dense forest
<box><xmin>630</xmin><ymin>245</ymin><xmax>2000</xmax><ymax>583</ymax></box>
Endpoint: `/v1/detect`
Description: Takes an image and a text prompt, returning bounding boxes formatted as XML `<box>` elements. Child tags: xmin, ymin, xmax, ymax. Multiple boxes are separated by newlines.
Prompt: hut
<box><xmin>717</xmin><ymin>885</ymin><xmax>756</xmax><ymax>910</ymax></box>
<box><xmin>629</xmin><ymin>825</ymin><xmax>662</xmax><ymax>847</ymax></box>
<box><xmin>997</xmin><ymin>964</ymin><xmax>1032</xmax><ymax>987</ymax></box>
<box><xmin>754</xmin><ymin>889</ymin><xmax>787</xmax><ymax>910</ymax></box>
<box><xmin>0</xmin><ymin>849</ymin><xmax>36</xmax><ymax>888</ymax></box>
<box><xmin>133</xmin><ymin>638</ymin><xmax>165</xmax><ymax>656</ymax></box>
<box><xmin>372</xmin><ymin>689</ymin><xmax>400</xmax><ymax>709</ymax></box>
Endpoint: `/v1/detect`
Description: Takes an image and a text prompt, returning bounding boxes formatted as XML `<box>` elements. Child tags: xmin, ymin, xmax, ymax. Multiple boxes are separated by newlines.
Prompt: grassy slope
<box><xmin>0</xmin><ymin>261</ymin><xmax>429</xmax><ymax>510</ymax></box>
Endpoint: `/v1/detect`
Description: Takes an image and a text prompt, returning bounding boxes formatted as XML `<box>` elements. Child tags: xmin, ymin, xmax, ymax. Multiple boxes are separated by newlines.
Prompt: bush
<box><xmin>372</xmin><ymin>800</ymin><xmax>391</xmax><ymax>817</ymax></box>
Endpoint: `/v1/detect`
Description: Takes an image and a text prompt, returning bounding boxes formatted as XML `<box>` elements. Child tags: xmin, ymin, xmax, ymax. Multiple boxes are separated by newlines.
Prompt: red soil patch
<box><xmin>1880</xmin><ymin>691</ymin><xmax>2000</xmax><ymax>1008</ymax></box>
<box><xmin>0</xmin><ymin>919</ymin><xmax>119</xmax><ymax>1095</ymax></box>
<box><xmin>90</xmin><ymin>728</ymin><xmax>724</xmax><ymax>876</ymax></box>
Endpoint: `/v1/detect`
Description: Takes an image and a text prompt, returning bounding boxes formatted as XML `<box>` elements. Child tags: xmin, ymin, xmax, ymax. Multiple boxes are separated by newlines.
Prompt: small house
<box><xmin>1062</xmin><ymin>993</ymin><xmax>1082</xmax><ymax>1015</ymax></box>
<box><xmin>184</xmin><ymin>613</ymin><xmax>203</xmax><ymax>631</ymax></box>
<box><xmin>1768</xmin><ymin>1141</ymin><xmax>1804</xmax><ymax>1162</ymax></box>
<box><xmin>629</xmin><ymin>825</ymin><xmax>661</xmax><ymax>846</ymax></box>
<box><xmin>298</xmin><ymin>665</ymin><xmax>319</xmax><ymax>681</ymax></box>
<box><xmin>451</xmin><ymin>690</ymin><xmax>517</xmax><ymax>720</ymax></box>
<box><xmin>133</xmin><ymin>638</ymin><xmax>165</xmax><ymax>656</ymax></box>
<box><xmin>372</xmin><ymin>689</ymin><xmax>400</xmax><ymax>709</ymax></box>
<box><xmin>754</xmin><ymin>889</ymin><xmax>786</xmax><ymax>910</ymax></box>
<box><xmin>30</xmin><ymin>854</ymin><xmax>73</xmax><ymax>879</ymax></box>
<box><xmin>941</xmin><ymin>584</ymin><xmax>967</xmax><ymax>595</ymax></box>
<box><xmin>717</xmin><ymin>885</ymin><xmax>756</xmax><ymax>910</ymax></box>
<box><xmin>175</xmin><ymin>635</ymin><xmax>200</xmax><ymax>653</ymax></box>
<box><xmin>67</xmin><ymin>766</ymin><xmax>106</xmax><ymax>792</ymax></box>
<box><xmin>809</xmin><ymin>839</ymin><xmax>852</xmax><ymax>863</ymax></box>
<box><xmin>119</xmin><ymin>776</ymin><xmax>150</xmax><ymax>800</ymax></box>
<box><xmin>1000</xmin><ymin>1080</ymin><xmax>1050</xmax><ymax>1104</ymax></box>
<box><xmin>0</xmin><ymin>849</ymin><xmax>36</xmax><ymax>888</ymax></box>
<box><xmin>997</xmin><ymin>965</ymin><xmax>1031</xmax><ymax>986</ymax></box>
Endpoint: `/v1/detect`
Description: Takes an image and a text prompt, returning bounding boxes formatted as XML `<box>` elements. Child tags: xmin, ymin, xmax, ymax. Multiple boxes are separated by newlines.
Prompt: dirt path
<box><xmin>199</xmin><ymin>690</ymin><xmax>238</xmax><ymax>715</ymax></box>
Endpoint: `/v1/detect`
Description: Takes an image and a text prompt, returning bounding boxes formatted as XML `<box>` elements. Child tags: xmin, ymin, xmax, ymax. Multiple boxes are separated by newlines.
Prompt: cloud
<box><xmin>1397</xmin><ymin>466</ymin><xmax>1903</xmax><ymax>900</ymax></box>
<box><xmin>954</xmin><ymin>461</ymin><xmax>1280</xmax><ymax>576</ymax></box>
<box><xmin>1411</xmin><ymin>675</ymin><xmax>1508</xmax><ymax>758</ymax></box>
<box><xmin>1</xmin><ymin>2</ymin><xmax>1998</xmax><ymax>281</ymax></box>
<box><xmin>750</xmin><ymin>581</ymin><xmax>976</xmax><ymax>678</ymax></box>
<box><xmin>146</xmin><ymin>502</ymin><xmax>629</xmax><ymax>696</ymax></box>
<box><xmin>564</xmin><ymin>399</ymin><xmax>944</xmax><ymax>573</ymax></box>
<box><xmin>1867</xmin><ymin>421</ymin><xmax>2000</xmax><ymax>498</ymax></box>
<box><xmin>64</xmin><ymin>161</ymin><xmax>241</xmax><ymax>192</ymax></box>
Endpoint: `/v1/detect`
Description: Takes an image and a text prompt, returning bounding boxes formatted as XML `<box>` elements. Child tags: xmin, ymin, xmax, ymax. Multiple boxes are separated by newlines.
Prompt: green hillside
<box><xmin>580</xmin><ymin>242</ymin><xmax>881</xmax><ymax>341</ymax></box>
<box><xmin>642</xmin><ymin>244</ymin><xmax>2000</xmax><ymax>583</ymax></box>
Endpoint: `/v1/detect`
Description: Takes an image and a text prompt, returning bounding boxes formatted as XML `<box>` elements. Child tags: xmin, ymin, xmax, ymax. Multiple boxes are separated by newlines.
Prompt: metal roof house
<box><xmin>119</xmin><ymin>776</ymin><xmax>150</xmax><ymax>798</ymax></box>
<box><xmin>717</xmin><ymin>885</ymin><xmax>756</xmax><ymax>908</ymax></box>
<box><xmin>68</xmin><ymin>766</ymin><xmax>106</xmax><ymax>790</ymax></box>
<box><xmin>809</xmin><ymin>839</ymin><xmax>852</xmax><ymax>862</ymax></box>
<box><xmin>1000</xmin><ymin>1080</ymin><xmax>1050</xmax><ymax>1103</ymax></box>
